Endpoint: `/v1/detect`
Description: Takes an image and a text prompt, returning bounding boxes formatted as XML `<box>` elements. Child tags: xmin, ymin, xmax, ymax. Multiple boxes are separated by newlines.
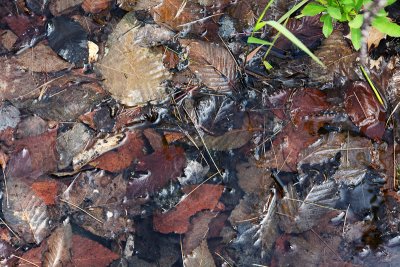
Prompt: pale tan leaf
<box><xmin>309</xmin><ymin>30</ymin><xmax>358</xmax><ymax>84</ymax></box>
<box><xmin>72</xmin><ymin>133</ymin><xmax>125</xmax><ymax>171</ymax></box>
<box><xmin>183</xmin><ymin>240</ymin><xmax>216</xmax><ymax>267</ymax></box>
<box><xmin>3</xmin><ymin>178</ymin><xmax>53</xmax><ymax>244</ymax></box>
<box><xmin>118</xmin><ymin>0</ymin><xmax>161</xmax><ymax>11</ymax></box>
<box><xmin>97</xmin><ymin>12</ymin><xmax>171</xmax><ymax>106</ymax></box>
<box><xmin>181</xmin><ymin>39</ymin><xmax>237</xmax><ymax>91</ymax></box>
<box><xmin>14</xmin><ymin>42</ymin><xmax>70</xmax><ymax>72</ymax></box>
<box><xmin>43</xmin><ymin>219</ymin><xmax>72</xmax><ymax>267</ymax></box>
<box><xmin>367</xmin><ymin>26</ymin><xmax>386</xmax><ymax>50</ymax></box>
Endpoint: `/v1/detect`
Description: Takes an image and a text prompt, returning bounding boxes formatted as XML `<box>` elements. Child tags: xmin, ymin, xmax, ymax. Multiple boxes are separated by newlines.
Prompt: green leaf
<box><xmin>349</xmin><ymin>14</ymin><xmax>363</xmax><ymax>28</ymax></box>
<box><xmin>322</xmin><ymin>14</ymin><xmax>333</xmax><ymax>37</ymax></box>
<box><xmin>247</xmin><ymin>36</ymin><xmax>273</xmax><ymax>46</ymax></box>
<box><xmin>262</xmin><ymin>60</ymin><xmax>273</xmax><ymax>70</ymax></box>
<box><xmin>341</xmin><ymin>0</ymin><xmax>355</xmax><ymax>6</ymax></box>
<box><xmin>254</xmin><ymin>21</ymin><xmax>267</xmax><ymax>31</ymax></box>
<box><xmin>265</xmin><ymin>21</ymin><xmax>325</xmax><ymax>67</ymax></box>
<box><xmin>372</xmin><ymin>16</ymin><xmax>400</xmax><ymax>37</ymax></box>
<box><xmin>301</xmin><ymin>3</ymin><xmax>326</xmax><ymax>16</ymax></box>
<box><xmin>254</xmin><ymin>0</ymin><xmax>275</xmax><ymax>30</ymax></box>
<box><xmin>277</xmin><ymin>0</ymin><xmax>309</xmax><ymax>23</ymax></box>
<box><xmin>350</xmin><ymin>27</ymin><xmax>362</xmax><ymax>50</ymax></box>
<box><xmin>355</xmin><ymin>0</ymin><xmax>363</xmax><ymax>11</ymax></box>
<box><xmin>327</xmin><ymin>6</ymin><xmax>342</xmax><ymax>20</ymax></box>
<box><xmin>386</xmin><ymin>0</ymin><xmax>396</xmax><ymax>6</ymax></box>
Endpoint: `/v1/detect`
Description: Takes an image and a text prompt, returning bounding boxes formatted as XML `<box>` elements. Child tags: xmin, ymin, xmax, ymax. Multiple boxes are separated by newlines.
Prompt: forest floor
<box><xmin>1</xmin><ymin>0</ymin><xmax>400</xmax><ymax>266</ymax></box>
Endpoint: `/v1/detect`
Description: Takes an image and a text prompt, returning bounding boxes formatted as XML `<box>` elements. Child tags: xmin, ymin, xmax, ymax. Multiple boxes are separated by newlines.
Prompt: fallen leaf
<box><xmin>14</xmin><ymin>41</ymin><xmax>70</xmax><ymax>72</ymax></box>
<box><xmin>0</xmin><ymin>103</ymin><xmax>20</xmax><ymax>132</ymax></box>
<box><xmin>345</xmin><ymin>81</ymin><xmax>386</xmax><ymax>140</ymax></box>
<box><xmin>3</xmin><ymin>178</ymin><xmax>54</xmax><ymax>244</ymax></box>
<box><xmin>127</xmin><ymin>146</ymin><xmax>186</xmax><ymax>198</ymax></box>
<box><xmin>49</xmin><ymin>0</ymin><xmax>84</xmax><ymax>15</ymax></box>
<box><xmin>82</xmin><ymin>0</ymin><xmax>112</xmax><ymax>13</ymax></box>
<box><xmin>31</xmin><ymin>180</ymin><xmax>61</xmax><ymax>205</ymax></box>
<box><xmin>71</xmin><ymin>235</ymin><xmax>120</xmax><ymax>266</ymax></box>
<box><xmin>42</xmin><ymin>219</ymin><xmax>72</xmax><ymax>267</ymax></box>
<box><xmin>183</xmin><ymin>240</ymin><xmax>216</xmax><ymax>267</ymax></box>
<box><xmin>97</xmin><ymin>12</ymin><xmax>170</xmax><ymax>106</ymax></box>
<box><xmin>7</xmin><ymin>129</ymin><xmax>58</xmax><ymax>180</ymax></box>
<box><xmin>181</xmin><ymin>39</ymin><xmax>237</xmax><ymax>91</ymax></box>
<box><xmin>367</xmin><ymin>26</ymin><xmax>386</xmax><ymax>50</ymax></box>
<box><xmin>153</xmin><ymin>184</ymin><xmax>224</xmax><ymax>234</ymax></box>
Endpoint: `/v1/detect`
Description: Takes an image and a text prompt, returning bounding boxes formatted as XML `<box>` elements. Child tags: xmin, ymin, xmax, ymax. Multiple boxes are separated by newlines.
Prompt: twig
<box><xmin>0</xmin><ymin>217</ymin><xmax>20</xmax><ymax>239</ymax></box>
<box><xmin>60</xmin><ymin>198</ymin><xmax>103</xmax><ymax>224</ymax></box>
<box><xmin>11</xmin><ymin>255</ymin><xmax>39</xmax><ymax>267</ymax></box>
<box><xmin>214</xmin><ymin>252</ymin><xmax>233</xmax><ymax>267</ymax></box>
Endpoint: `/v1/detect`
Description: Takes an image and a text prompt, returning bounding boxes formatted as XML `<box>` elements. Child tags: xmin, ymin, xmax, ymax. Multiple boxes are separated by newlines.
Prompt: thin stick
<box><xmin>310</xmin><ymin>228</ymin><xmax>344</xmax><ymax>262</ymax></box>
<box><xmin>11</xmin><ymin>255</ymin><xmax>39</xmax><ymax>267</ymax></box>
<box><xmin>284</xmin><ymin>197</ymin><xmax>342</xmax><ymax>211</ymax></box>
<box><xmin>214</xmin><ymin>252</ymin><xmax>233</xmax><ymax>267</ymax></box>
<box><xmin>60</xmin><ymin>198</ymin><xmax>103</xmax><ymax>224</ymax></box>
<box><xmin>343</xmin><ymin>204</ymin><xmax>350</xmax><ymax>234</ymax></box>
<box><xmin>177</xmin><ymin>13</ymin><xmax>224</xmax><ymax>28</ymax></box>
<box><xmin>0</xmin><ymin>217</ymin><xmax>20</xmax><ymax>239</ymax></box>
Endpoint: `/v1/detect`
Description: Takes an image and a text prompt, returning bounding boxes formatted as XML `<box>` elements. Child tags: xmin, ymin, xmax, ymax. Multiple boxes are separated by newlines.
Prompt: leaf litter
<box><xmin>0</xmin><ymin>1</ymin><xmax>400</xmax><ymax>266</ymax></box>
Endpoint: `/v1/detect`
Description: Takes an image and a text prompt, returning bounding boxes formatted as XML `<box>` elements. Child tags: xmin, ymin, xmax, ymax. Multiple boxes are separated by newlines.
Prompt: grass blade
<box><xmin>277</xmin><ymin>0</ymin><xmax>309</xmax><ymax>24</ymax></box>
<box><xmin>265</xmin><ymin>21</ymin><xmax>325</xmax><ymax>67</ymax></box>
<box><xmin>360</xmin><ymin>65</ymin><xmax>385</xmax><ymax>107</ymax></box>
<box><xmin>247</xmin><ymin>36</ymin><xmax>273</xmax><ymax>46</ymax></box>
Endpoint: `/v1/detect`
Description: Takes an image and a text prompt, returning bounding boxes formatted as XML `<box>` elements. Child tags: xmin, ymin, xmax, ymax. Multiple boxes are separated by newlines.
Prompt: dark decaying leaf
<box><xmin>56</xmin><ymin>123</ymin><xmax>94</xmax><ymax>169</ymax></box>
<box><xmin>198</xmin><ymin>127</ymin><xmax>253</xmax><ymax>151</ymax></box>
<box><xmin>46</xmin><ymin>16</ymin><xmax>88</xmax><ymax>65</ymax></box>
<box><xmin>25</xmin><ymin>0</ymin><xmax>49</xmax><ymax>15</ymax></box>
<box><xmin>183</xmin><ymin>211</ymin><xmax>218</xmax><ymax>254</ymax></box>
<box><xmin>49</xmin><ymin>0</ymin><xmax>84</xmax><ymax>16</ymax></box>
<box><xmin>3</xmin><ymin>178</ymin><xmax>55</xmax><ymax>244</ymax></box>
<box><xmin>0</xmin><ymin>103</ymin><xmax>20</xmax><ymax>132</ymax></box>
<box><xmin>0</xmin><ymin>58</ymin><xmax>44</xmax><ymax>102</ymax></box>
<box><xmin>42</xmin><ymin>219</ymin><xmax>72</xmax><ymax>267</ymax></box>
<box><xmin>25</xmin><ymin>81</ymin><xmax>106</xmax><ymax>122</ymax></box>
<box><xmin>153</xmin><ymin>184</ymin><xmax>224</xmax><ymax>234</ymax></box>
<box><xmin>7</xmin><ymin>129</ymin><xmax>58</xmax><ymax>180</ymax></box>
<box><xmin>309</xmin><ymin>30</ymin><xmax>358</xmax><ymax>84</ymax></box>
<box><xmin>345</xmin><ymin>81</ymin><xmax>386</xmax><ymax>140</ymax></box>
<box><xmin>181</xmin><ymin>39</ymin><xmax>237</xmax><ymax>91</ymax></box>
<box><xmin>16</xmin><ymin>115</ymin><xmax>48</xmax><ymax>139</ymax></box>
<box><xmin>127</xmin><ymin>146</ymin><xmax>186</xmax><ymax>198</ymax></box>
<box><xmin>0</xmin><ymin>240</ymin><xmax>18</xmax><ymax>266</ymax></box>
<box><xmin>2</xmin><ymin>14</ymin><xmax>44</xmax><ymax>38</ymax></box>
<box><xmin>274</xmin><ymin>16</ymin><xmax>323</xmax><ymax>54</ymax></box>
<box><xmin>63</xmin><ymin>171</ymin><xmax>143</xmax><ymax>238</ymax></box>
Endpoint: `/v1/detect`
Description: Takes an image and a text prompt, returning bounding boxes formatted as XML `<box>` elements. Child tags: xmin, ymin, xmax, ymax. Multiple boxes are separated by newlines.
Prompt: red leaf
<box><xmin>8</xmin><ymin>129</ymin><xmax>58</xmax><ymax>179</ymax></box>
<box><xmin>71</xmin><ymin>235</ymin><xmax>119</xmax><ymax>266</ymax></box>
<box><xmin>90</xmin><ymin>131</ymin><xmax>145</xmax><ymax>172</ymax></box>
<box><xmin>31</xmin><ymin>180</ymin><xmax>60</xmax><ymax>205</ymax></box>
<box><xmin>127</xmin><ymin>146</ymin><xmax>186</xmax><ymax>198</ymax></box>
<box><xmin>153</xmin><ymin>184</ymin><xmax>224</xmax><ymax>234</ymax></box>
<box><xmin>345</xmin><ymin>81</ymin><xmax>386</xmax><ymax>140</ymax></box>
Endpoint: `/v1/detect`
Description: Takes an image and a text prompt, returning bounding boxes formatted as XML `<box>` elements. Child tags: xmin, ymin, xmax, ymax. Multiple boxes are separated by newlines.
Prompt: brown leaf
<box><xmin>14</xmin><ymin>41</ymin><xmax>70</xmax><ymax>72</ymax></box>
<box><xmin>49</xmin><ymin>0</ymin><xmax>84</xmax><ymax>15</ymax></box>
<box><xmin>42</xmin><ymin>219</ymin><xmax>72</xmax><ymax>267</ymax></box>
<box><xmin>309</xmin><ymin>30</ymin><xmax>358</xmax><ymax>84</ymax></box>
<box><xmin>90</xmin><ymin>131</ymin><xmax>145</xmax><ymax>172</ymax></box>
<box><xmin>8</xmin><ymin>129</ymin><xmax>58</xmax><ymax>180</ymax></box>
<box><xmin>127</xmin><ymin>146</ymin><xmax>186</xmax><ymax>198</ymax></box>
<box><xmin>118</xmin><ymin>0</ymin><xmax>162</xmax><ymax>11</ymax></box>
<box><xmin>82</xmin><ymin>0</ymin><xmax>112</xmax><ymax>13</ymax></box>
<box><xmin>345</xmin><ymin>81</ymin><xmax>386</xmax><ymax>140</ymax></box>
<box><xmin>71</xmin><ymin>235</ymin><xmax>119</xmax><ymax>266</ymax></box>
<box><xmin>0</xmin><ymin>58</ymin><xmax>44</xmax><ymax>102</ymax></box>
<box><xmin>97</xmin><ymin>12</ymin><xmax>170</xmax><ymax>106</ymax></box>
<box><xmin>367</xmin><ymin>26</ymin><xmax>386</xmax><ymax>50</ymax></box>
<box><xmin>274</xmin><ymin>16</ymin><xmax>323</xmax><ymax>52</ymax></box>
<box><xmin>3</xmin><ymin>178</ymin><xmax>54</xmax><ymax>244</ymax></box>
<box><xmin>183</xmin><ymin>211</ymin><xmax>218</xmax><ymax>254</ymax></box>
<box><xmin>183</xmin><ymin>240</ymin><xmax>216</xmax><ymax>267</ymax></box>
<box><xmin>153</xmin><ymin>184</ymin><xmax>224</xmax><ymax>234</ymax></box>
<box><xmin>181</xmin><ymin>39</ymin><xmax>237</xmax><ymax>91</ymax></box>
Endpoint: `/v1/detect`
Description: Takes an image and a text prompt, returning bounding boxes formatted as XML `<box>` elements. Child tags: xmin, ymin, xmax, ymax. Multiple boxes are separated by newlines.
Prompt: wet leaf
<box><xmin>127</xmin><ymin>146</ymin><xmax>186</xmax><ymax>198</ymax></box>
<box><xmin>49</xmin><ymin>0</ymin><xmax>84</xmax><ymax>15</ymax></box>
<box><xmin>14</xmin><ymin>41</ymin><xmax>70</xmax><ymax>72</ymax></box>
<box><xmin>345</xmin><ymin>81</ymin><xmax>386</xmax><ymax>140</ymax></box>
<box><xmin>3</xmin><ymin>178</ymin><xmax>54</xmax><ymax>244</ymax></box>
<box><xmin>31</xmin><ymin>180</ymin><xmax>61</xmax><ymax>205</ymax></box>
<box><xmin>0</xmin><ymin>103</ymin><xmax>20</xmax><ymax>132</ymax></box>
<box><xmin>181</xmin><ymin>39</ymin><xmax>237</xmax><ymax>91</ymax></box>
<box><xmin>46</xmin><ymin>16</ymin><xmax>88</xmax><ymax>65</ymax></box>
<box><xmin>7</xmin><ymin>129</ymin><xmax>58</xmax><ymax>180</ymax></box>
<box><xmin>97</xmin><ymin>12</ymin><xmax>170</xmax><ymax>106</ymax></box>
<box><xmin>183</xmin><ymin>240</ymin><xmax>216</xmax><ymax>267</ymax></box>
<box><xmin>309</xmin><ymin>30</ymin><xmax>358</xmax><ymax>84</ymax></box>
<box><xmin>90</xmin><ymin>131</ymin><xmax>145</xmax><ymax>172</ymax></box>
<box><xmin>82</xmin><ymin>0</ymin><xmax>113</xmax><ymax>13</ymax></box>
<box><xmin>153</xmin><ymin>184</ymin><xmax>224</xmax><ymax>234</ymax></box>
<box><xmin>71</xmin><ymin>235</ymin><xmax>119</xmax><ymax>266</ymax></box>
<box><xmin>274</xmin><ymin>16</ymin><xmax>323</xmax><ymax>53</ymax></box>
<box><xmin>42</xmin><ymin>219</ymin><xmax>72</xmax><ymax>267</ymax></box>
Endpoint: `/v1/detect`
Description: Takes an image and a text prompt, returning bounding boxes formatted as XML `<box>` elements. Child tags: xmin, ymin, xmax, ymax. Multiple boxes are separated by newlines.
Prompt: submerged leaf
<box><xmin>97</xmin><ymin>12</ymin><xmax>170</xmax><ymax>106</ymax></box>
